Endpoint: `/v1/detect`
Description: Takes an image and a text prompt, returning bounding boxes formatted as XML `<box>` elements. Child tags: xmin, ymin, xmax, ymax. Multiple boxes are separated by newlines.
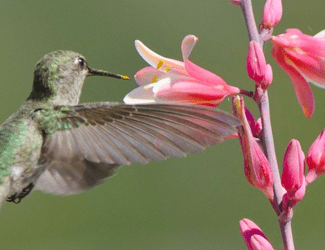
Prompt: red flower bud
<box><xmin>261</xmin><ymin>0</ymin><xmax>283</xmax><ymax>29</ymax></box>
<box><xmin>245</xmin><ymin>108</ymin><xmax>263</xmax><ymax>139</ymax></box>
<box><xmin>233</xmin><ymin>96</ymin><xmax>274</xmax><ymax>200</ymax></box>
<box><xmin>229</xmin><ymin>0</ymin><xmax>241</xmax><ymax>6</ymax></box>
<box><xmin>281</xmin><ymin>139</ymin><xmax>306</xmax><ymax>207</ymax></box>
<box><xmin>260</xmin><ymin>64</ymin><xmax>273</xmax><ymax>90</ymax></box>
<box><xmin>247</xmin><ymin>41</ymin><xmax>266</xmax><ymax>85</ymax></box>
<box><xmin>239</xmin><ymin>218</ymin><xmax>275</xmax><ymax>250</ymax></box>
<box><xmin>306</xmin><ymin>129</ymin><xmax>325</xmax><ymax>184</ymax></box>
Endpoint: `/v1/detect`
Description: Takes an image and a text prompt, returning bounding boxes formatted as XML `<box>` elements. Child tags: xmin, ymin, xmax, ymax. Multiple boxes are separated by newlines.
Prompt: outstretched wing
<box><xmin>34</xmin><ymin>103</ymin><xmax>240</xmax><ymax>195</ymax></box>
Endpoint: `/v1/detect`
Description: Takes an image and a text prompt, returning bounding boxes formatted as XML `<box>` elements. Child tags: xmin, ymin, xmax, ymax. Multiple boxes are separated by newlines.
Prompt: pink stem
<box><xmin>239</xmin><ymin>89</ymin><xmax>253</xmax><ymax>98</ymax></box>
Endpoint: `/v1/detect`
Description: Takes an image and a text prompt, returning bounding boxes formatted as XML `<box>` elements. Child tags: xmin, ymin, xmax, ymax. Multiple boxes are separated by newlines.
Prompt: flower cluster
<box><xmin>123</xmin><ymin>0</ymin><xmax>324</xmax><ymax>249</ymax></box>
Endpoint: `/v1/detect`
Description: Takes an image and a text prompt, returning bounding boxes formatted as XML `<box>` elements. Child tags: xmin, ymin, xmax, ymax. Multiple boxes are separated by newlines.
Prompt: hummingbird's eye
<box><xmin>77</xmin><ymin>57</ymin><xmax>86</xmax><ymax>69</ymax></box>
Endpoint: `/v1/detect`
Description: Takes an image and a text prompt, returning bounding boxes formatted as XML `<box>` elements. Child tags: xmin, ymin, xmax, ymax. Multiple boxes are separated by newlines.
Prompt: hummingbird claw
<box><xmin>6</xmin><ymin>183</ymin><xmax>35</xmax><ymax>204</ymax></box>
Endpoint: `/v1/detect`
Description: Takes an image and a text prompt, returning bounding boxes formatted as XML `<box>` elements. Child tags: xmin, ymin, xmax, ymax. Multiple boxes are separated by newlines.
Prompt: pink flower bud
<box><xmin>281</xmin><ymin>139</ymin><xmax>306</xmax><ymax>207</ymax></box>
<box><xmin>247</xmin><ymin>41</ymin><xmax>267</xmax><ymax>85</ymax></box>
<box><xmin>261</xmin><ymin>0</ymin><xmax>283</xmax><ymax>29</ymax></box>
<box><xmin>306</xmin><ymin>129</ymin><xmax>325</xmax><ymax>184</ymax></box>
<box><xmin>245</xmin><ymin>108</ymin><xmax>263</xmax><ymax>139</ymax></box>
<box><xmin>233</xmin><ymin>96</ymin><xmax>274</xmax><ymax>200</ymax></box>
<box><xmin>260</xmin><ymin>64</ymin><xmax>273</xmax><ymax>90</ymax></box>
<box><xmin>255</xmin><ymin>118</ymin><xmax>263</xmax><ymax>138</ymax></box>
<box><xmin>229</xmin><ymin>0</ymin><xmax>241</xmax><ymax>6</ymax></box>
<box><xmin>239</xmin><ymin>218</ymin><xmax>275</xmax><ymax>250</ymax></box>
<box><xmin>251</xmin><ymin>235</ymin><xmax>275</xmax><ymax>250</ymax></box>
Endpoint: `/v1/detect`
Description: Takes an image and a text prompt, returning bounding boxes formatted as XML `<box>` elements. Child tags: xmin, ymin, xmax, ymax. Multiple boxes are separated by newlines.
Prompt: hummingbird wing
<box><xmin>34</xmin><ymin>103</ymin><xmax>240</xmax><ymax>195</ymax></box>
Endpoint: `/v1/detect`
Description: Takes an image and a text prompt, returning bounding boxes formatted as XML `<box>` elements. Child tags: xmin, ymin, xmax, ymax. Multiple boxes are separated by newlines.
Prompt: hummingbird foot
<box><xmin>6</xmin><ymin>183</ymin><xmax>35</xmax><ymax>204</ymax></box>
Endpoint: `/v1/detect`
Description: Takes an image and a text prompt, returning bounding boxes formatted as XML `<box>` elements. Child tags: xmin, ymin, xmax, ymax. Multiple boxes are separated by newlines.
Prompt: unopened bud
<box><xmin>306</xmin><ymin>129</ymin><xmax>325</xmax><ymax>184</ymax></box>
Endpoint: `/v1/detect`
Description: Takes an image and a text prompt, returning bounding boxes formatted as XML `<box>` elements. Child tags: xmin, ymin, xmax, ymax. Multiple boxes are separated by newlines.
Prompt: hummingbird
<box><xmin>0</xmin><ymin>50</ymin><xmax>240</xmax><ymax>207</ymax></box>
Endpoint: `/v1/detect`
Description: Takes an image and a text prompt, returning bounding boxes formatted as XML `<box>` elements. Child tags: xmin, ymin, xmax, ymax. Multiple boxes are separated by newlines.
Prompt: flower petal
<box><xmin>284</xmin><ymin>49</ymin><xmax>325</xmax><ymax>87</ymax></box>
<box><xmin>155</xmin><ymin>80</ymin><xmax>229</xmax><ymax>106</ymax></box>
<box><xmin>289</xmin><ymin>70</ymin><xmax>315</xmax><ymax>118</ymax></box>
<box><xmin>134</xmin><ymin>66</ymin><xmax>194</xmax><ymax>87</ymax></box>
<box><xmin>135</xmin><ymin>40</ymin><xmax>188</xmax><ymax>75</ymax></box>
<box><xmin>179</xmin><ymin>35</ymin><xmax>231</xmax><ymax>88</ymax></box>
<box><xmin>272</xmin><ymin>47</ymin><xmax>315</xmax><ymax>117</ymax></box>
<box><xmin>314</xmin><ymin>29</ymin><xmax>325</xmax><ymax>40</ymax></box>
<box><xmin>181</xmin><ymin>35</ymin><xmax>199</xmax><ymax>61</ymax></box>
<box><xmin>185</xmin><ymin>59</ymin><xmax>229</xmax><ymax>87</ymax></box>
<box><xmin>134</xmin><ymin>66</ymin><xmax>167</xmax><ymax>86</ymax></box>
<box><xmin>123</xmin><ymin>85</ymin><xmax>156</xmax><ymax>104</ymax></box>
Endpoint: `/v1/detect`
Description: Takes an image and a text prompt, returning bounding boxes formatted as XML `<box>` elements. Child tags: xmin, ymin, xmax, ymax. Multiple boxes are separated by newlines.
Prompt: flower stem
<box><xmin>279</xmin><ymin>220</ymin><xmax>295</xmax><ymax>250</ymax></box>
<box><xmin>239</xmin><ymin>89</ymin><xmax>253</xmax><ymax>98</ymax></box>
<box><xmin>240</xmin><ymin>1</ymin><xmax>295</xmax><ymax>249</ymax></box>
<box><xmin>240</xmin><ymin>0</ymin><xmax>260</xmax><ymax>44</ymax></box>
<box><xmin>258</xmin><ymin>90</ymin><xmax>284</xmax><ymax>212</ymax></box>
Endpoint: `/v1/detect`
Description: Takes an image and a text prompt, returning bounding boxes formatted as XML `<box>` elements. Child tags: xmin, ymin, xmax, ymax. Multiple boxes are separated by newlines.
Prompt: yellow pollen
<box><xmin>157</xmin><ymin>60</ymin><xmax>164</xmax><ymax>69</ymax></box>
<box><xmin>151</xmin><ymin>75</ymin><xmax>158</xmax><ymax>83</ymax></box>
<box><xmin>164</xmin><ymin>66</ymin><xmax>171</xmax><ymax>72</ymax></box>
<box><xmin>121</xmin><ymin>75</ymin><xmax>130</xmax><ymax>80</ymax></box>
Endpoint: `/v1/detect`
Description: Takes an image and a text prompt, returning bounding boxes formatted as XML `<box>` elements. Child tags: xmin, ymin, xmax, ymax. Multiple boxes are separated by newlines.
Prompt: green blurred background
<box><xmin>0</xmin><ymin>1</ymin><xmax>324</xmax><ymax>249</ymax></box>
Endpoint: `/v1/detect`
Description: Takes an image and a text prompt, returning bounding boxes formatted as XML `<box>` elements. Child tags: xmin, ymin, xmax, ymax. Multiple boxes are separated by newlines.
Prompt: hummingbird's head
<box><xmin>27</xmin><ymin>50</ymin><xmax>128</xmax><ymax>105</ymax></box>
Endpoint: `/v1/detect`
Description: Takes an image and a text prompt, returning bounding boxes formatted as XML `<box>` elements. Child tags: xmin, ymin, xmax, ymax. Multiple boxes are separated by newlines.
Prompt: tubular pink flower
<box><xmin>281</xmin><ymin>139</ymin><xmax>306</xmax><ymax>207</ymax></box>
<box><xmin>306</xmin><ymin>129</ymin><xmax>325</xmax><ymax>184</ymax></box>
<box><xmin>271</xmin><ymin>29</ymin><xmax>325</xmax><ymax>118</ymax></box>
<box><xmin>233</xmin><ymin>97</ymin><xmax>274</xmax><ymax>200</ymax></box>
<box><xmin>239</xmin><ymin>218</ymin><xmax>275</xmax><ymax>250</ymax></box>
<box><xmin>123</xmin><ymin>35</ymin><xmax>240</xmax><ymax>106</ymax></box>
<box><xmin>261</xmin><ymin>0</ymin><xmax>283</xmax><ymax>29</ymax></box>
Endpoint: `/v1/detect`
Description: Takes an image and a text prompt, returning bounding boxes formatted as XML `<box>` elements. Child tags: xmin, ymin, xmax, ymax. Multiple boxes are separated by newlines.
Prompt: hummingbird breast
<box><xmin>0</xmin><ymin>104</ymin><xmax>44</xmax><ymax>196</ymax></box>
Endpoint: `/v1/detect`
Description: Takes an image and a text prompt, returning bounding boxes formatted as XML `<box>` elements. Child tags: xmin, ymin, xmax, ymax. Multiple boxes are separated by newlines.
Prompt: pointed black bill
<box><xmin>87</xmin><ymin>67</ymin><xmax>129</xmax><ymax>80</ymax></box>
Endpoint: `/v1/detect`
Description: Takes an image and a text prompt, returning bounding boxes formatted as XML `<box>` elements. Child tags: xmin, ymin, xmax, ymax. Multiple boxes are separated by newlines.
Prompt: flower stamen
<box><xmin>157</xmin><ymin>60</ymin><xmax>164</xmax><ymax>69</ymax></box>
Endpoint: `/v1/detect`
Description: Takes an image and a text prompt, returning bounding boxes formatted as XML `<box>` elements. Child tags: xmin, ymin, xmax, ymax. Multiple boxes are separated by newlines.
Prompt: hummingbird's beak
<box><xmin>87</xmin><ymin>67</ymin><xmax>129</xmax><ymax>80</ymax></box>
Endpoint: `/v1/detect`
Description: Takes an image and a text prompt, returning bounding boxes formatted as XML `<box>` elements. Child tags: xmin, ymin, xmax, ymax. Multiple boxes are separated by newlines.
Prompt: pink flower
<box><xmin>306</xmin><ymin>129</ymin><xmax>325</xmax><ymax>184</ymax></box>
<box><xmin>239</xmin><ymin>218</ymin><xmax>275</xmax><ymax>250</ymax></box>
<box><xmin>246</xmin><ymin>41</ymin><xmax>273</xmax><ymax>90</ymax></box>
<box><xmin>281</xmin><ymin>139</ymin><xmax>306</xmax><ymax>208</ymax></box>
<box><xmin>261</xmin><ymin>0</ymin><xmax>283</xmax><ymax>29</ymax></box>
<box><xmin>233</xmin><ymin>96</ymin><xmax>274</xmax><ymax>200</ymax></box>
<box><xmin>271</xmin><ymin>29</ymin><xmax>325</xmax><ymax>118</ymax></box>
<box><xmin>124</xmin><ymin>35</ymin><xmax>240</xmax><ymax>106</ymax></box>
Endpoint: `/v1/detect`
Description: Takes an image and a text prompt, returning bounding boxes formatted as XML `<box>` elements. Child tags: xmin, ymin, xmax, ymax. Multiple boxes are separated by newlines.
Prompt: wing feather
<box><xmin>34</xmin><ymin>103</ymin><xmax>240</xmax><ymax>195</ymax></box>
